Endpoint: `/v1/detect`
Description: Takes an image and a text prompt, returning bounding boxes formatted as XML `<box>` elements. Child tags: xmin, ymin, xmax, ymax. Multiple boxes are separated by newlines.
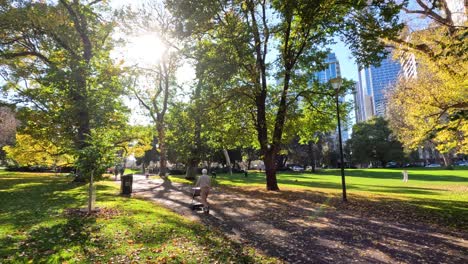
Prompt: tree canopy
<box><xmin>347</xmin><ymin>117</ymin><xmax>405</xmax><ymax>167</ymax></box>
<box><xmin>0</xmin><ymin>0</ymin><xmax>129</xmax><ymax>179</ymax></box>
<box><xmin>166</xmin><ymin>0</ymin><xmax>403</xmax><ymax>190</ymax></box>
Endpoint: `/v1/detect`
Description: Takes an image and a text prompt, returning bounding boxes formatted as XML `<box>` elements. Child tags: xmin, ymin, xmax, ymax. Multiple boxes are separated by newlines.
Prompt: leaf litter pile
<box><xmin>64</xmin><ymin>207</ymin><xmax>121</xmax><ymax>219</ymax></box>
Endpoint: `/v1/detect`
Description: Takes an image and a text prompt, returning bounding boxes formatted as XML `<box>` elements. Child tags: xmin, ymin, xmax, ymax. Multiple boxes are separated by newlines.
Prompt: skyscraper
<box><xmin>355</xmin><ymin>54</ymin><xmax>402</xmax><ymax>122</ymax></box>
<box><xmin>314</xmin><ymin>53</ymin><xmax>341</xmax><ymax>83</ymax></box>
<box><xmin>313</xmin><ymin>53</ymin><xmax>349</xmax><ymax>141</ymax></box>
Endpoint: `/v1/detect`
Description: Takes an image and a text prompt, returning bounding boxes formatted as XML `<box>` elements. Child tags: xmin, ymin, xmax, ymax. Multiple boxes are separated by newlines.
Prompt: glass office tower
<box><xmin>355</xmin><ymin>55</ymin><xmax>402</xmax><ymax>122</ymax></box>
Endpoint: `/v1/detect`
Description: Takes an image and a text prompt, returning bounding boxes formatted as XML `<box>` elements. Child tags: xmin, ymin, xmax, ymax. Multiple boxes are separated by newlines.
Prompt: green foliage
<box><xmin>0</xmin><ymin>0</ymin><xmax>129</xmax><ymax>178</ymax></box>
<box><xmin>347</xmin><ymin>117</ymin><xmax>405</xmax><ymax>166</ymax></box>
<box><xmin>74</xmin><ymin>129</ymin><xmax>118</xmax><ymax>181</ymax></box>
<box><xmin>165</xmin><ymin>102</ymin><xmax>199</xmax><ymax>164</ymax></box>
<box><xmin>388</xmin><ymin>63</ymin><xmax>467</xmax><ymax>155</ymax></box>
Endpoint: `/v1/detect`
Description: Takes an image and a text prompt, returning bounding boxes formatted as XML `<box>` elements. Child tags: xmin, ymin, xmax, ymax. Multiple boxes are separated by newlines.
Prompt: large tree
<box><xmin>167</xmin><ymin>0</ymin><xmax>403</xmax><ymax>190</ymax></box>
<box><xmin>120</xmin><ymin>2</ymin><xmax>185</xmax><ymax>177</ymax></box>
<box><xmin>0</xmin><ymin>0</ymin><xmax>128</xmax><ymax>179</ymax></box>
<box><xmin>387</xmin><ymin>64</ymin><xmax>467</xmax><ymax>165</ymax></box>
<box><xmin>386</xmin><ymin>0</ymin><xmax>467</xmax><ymax>163</ymax></box>
<box><xmin>347</xmin><ymin>117</ymin><xmax>405</xmax><ymax>167</ymax></box>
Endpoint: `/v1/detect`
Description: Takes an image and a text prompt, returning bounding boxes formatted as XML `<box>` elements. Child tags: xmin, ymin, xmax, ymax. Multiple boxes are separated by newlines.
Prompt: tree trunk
<box><xmin>157</xmin><ymin>118</ymin><xmax>167</xmax><ymax>177</ymax></box>
<box><xmin>74</xmin><ymin>68</ymin><xmax>90</xmax><ymax>150</ymax></box>
<box><xmin>441</xmin><ymin>153</ymin><xmax>452</xmax><ymax>167</ymax></box>
<box><xmin>185</xmin><ymin>159</ymin><xmax>198</xmax><ymax>180</ymax></box>
<box><xmin>282</xmin><ymin>156</ymin><xmax>288</xmax><ymax>168</ymax></box>
<box><xmin>309</xmin><ymin>142</ymin><xmax>316</xmax><ymax>173</ymax></box>
<box><xmin>222</xmin><ymin>149</ymin><xmax>232</xmax><ymax>175</ymax></box>
<box><xmin>264</xmin><ymin>150</ymin><xmax>279</xmax><ymax>191</ymax></box>
<box><xmin>184</xmin><ymin>81</ymin><xmax>202</xmax><ymax>181</ymax></box>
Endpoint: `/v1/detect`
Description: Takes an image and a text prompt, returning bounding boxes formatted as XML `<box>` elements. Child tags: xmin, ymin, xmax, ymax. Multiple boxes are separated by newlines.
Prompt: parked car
<box><xmin>454</xmin><ymin>161</ymin><xmax>468</xmax><ymax>166</ymax></box>
<box><xmin>385</xmin><ymin>162</ymin><xmax>398</xmax><ymax>168</ymax></box>
<box><xmin>291</xmin><ymin>166</ymin><xmax>304</xmax><ymax>172</ymax></box>
<box><xmin>425</xmin><ymin>163</ymin><xmax>441</xmax><ymax>168</ymax></box>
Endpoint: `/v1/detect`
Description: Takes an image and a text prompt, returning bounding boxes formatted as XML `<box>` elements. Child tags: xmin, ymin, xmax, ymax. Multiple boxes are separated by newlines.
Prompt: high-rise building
<box><xmin>355</xmin><ymin>54</ymin><xmax>402</xmax><ymax>122</ymax></box>
<box><xmin>314</xmin><ymin>53</ymin><xmax>341</xmax><ymax>83</ymax></box>
<box><xmin>313</xmin><ymin>53</ymin><xmax>349</xmax><ymax>141</ymax></box>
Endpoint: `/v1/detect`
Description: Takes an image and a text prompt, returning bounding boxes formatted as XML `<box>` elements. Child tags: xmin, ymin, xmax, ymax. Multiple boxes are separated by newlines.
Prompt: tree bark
<box><xmin>185</xmin><ymin>159</ymin><xmax>198</xmax><ymax>180</ymax></box>
<box><xmin>73</xmin><ymin>67</ymin><xmax>91</xmax><ymax>150</ymax></box>
<box><xmin>222</xmin><ymin>149</ymin><xmax>232</xmax><ymax>175</ymax></box>
<box><xmin>157</xmin><ymin>115</ymin><xmax>167</xmax><ymax>177</ymax></box>
<box><xmin>441</xmin><ymin>153</ymin><xmax>452</xmax><ymax>167</ymax></box>
<box><xmin>309</xmin><ymin>142</ymin><xmax>316</xmax><ymax>173</ymax></box>
<box><xmin>264</xmin><ymin>150</ymin><xmax>279</xmax><ymax>191</ymax></box>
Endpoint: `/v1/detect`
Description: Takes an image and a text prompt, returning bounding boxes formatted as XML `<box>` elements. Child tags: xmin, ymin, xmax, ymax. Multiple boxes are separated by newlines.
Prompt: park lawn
<box><xmin>0</xmin><ymin>171</ymin><xmax>279</xmax><ymax>263</ymax></box>
<box><xmin>170</xmin><ymin>167</ymin><xmax>468</xmax><ymax>229</ymax></box>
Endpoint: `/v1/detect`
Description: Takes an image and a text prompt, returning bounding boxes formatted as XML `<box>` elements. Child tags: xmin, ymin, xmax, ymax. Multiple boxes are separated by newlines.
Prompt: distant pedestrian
<box><xmin>402</xmin><ymin>170</ymin><xmax>409</xmax><ymax>182</ymax></box>
<box><xmin>196</xmin><ymin>169</ymin><xmax>211</xmax><ymax>213</ymax></box>
<box><xmin>114</xmin><ymin>165</ymin><xmax>121</xmax><ymax>181</ymax></box>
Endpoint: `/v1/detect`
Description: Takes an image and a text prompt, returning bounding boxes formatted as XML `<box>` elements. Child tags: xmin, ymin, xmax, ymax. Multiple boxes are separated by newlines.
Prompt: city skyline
<box><xmin>355</xmin><ymin>53</ymin><xmax>403</xmax><ymax>123</ymax></box>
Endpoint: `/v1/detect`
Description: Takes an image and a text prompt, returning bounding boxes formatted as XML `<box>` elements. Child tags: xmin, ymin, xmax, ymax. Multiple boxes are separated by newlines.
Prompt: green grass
<box><xmin>170</xmin><ymin>167</ymin><xmax>468</xmax><ymax>229</ymax></box>
<box><xmin>0</xmin><ymin>171</ymin><xmax>278</xmax><ymax>263</ymax></box>
<box><xmin>124</xmin><ymin>168</ymin><xmax>142</xmax><ymax>175</ymax></box>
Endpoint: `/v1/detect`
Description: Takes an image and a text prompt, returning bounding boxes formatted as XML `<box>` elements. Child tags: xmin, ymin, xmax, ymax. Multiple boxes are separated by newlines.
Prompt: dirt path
<box><xmin>126</xmin><ymin>175</ymin><xmax>468</xmax><ymax>264</ymax></box>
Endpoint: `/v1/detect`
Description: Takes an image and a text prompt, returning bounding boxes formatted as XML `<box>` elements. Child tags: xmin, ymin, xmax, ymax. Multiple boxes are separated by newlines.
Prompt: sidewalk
<box><xmin>122</xmin><ymin>175</ymin><xmax>468</xmax><ymax>264</ymax></box>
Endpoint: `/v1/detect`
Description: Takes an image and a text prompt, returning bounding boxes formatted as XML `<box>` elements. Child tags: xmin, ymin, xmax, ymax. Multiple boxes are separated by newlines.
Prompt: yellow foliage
<box><xmin>388</xmin><ymin>64</ymin><xmax>467</xmax><ymax>154</ymax></box>
<box><xmin>3</xmin><ymin>134</ymin><xmax>74</xmax><ymax>166</ymax></box>
<box><xmin>388</xmin><ymin>21</ymin><xmax>467</xmax><ymax>154</ymax></box>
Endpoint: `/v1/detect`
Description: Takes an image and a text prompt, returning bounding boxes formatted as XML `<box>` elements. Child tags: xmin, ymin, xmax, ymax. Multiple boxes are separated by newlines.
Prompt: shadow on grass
<box><xmin>0</xmin><ymin>174</ymin><xmax>117</xmax><ymax>260</ymax></box>
<box><xmin>0</xmin><ymin>177</ymin><xmax>85</xmax><ymax>230</ymax></box>
<box><xmin>1</xmin><ymin>173</ymin><xmax>269</xmax><ymax>263</ymax></box>
<box><xmin>3</xmin><ymin>216</ymin><xmax>101</xmax><ymax>262</ymax></box>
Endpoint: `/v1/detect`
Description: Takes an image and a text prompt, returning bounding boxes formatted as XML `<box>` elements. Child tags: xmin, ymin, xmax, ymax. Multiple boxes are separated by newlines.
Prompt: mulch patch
<box><xmin>64</xmin><ymin>207</ymin><xmax>121</xmax><ymax>219</ymax></box>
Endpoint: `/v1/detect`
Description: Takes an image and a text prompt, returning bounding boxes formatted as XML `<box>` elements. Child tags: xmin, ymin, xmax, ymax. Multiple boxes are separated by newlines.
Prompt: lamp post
<box><xmin>330</xmin><ymin>77</ymin><xmax>347</xmax><ymax>202</ymax></box>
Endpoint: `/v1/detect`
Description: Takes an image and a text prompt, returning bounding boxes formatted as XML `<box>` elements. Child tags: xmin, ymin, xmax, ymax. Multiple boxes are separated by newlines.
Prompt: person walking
<box><xmin>195</xmin><ymin>168</ymin><xmax>211</xmax><ymax>213</ymax></box>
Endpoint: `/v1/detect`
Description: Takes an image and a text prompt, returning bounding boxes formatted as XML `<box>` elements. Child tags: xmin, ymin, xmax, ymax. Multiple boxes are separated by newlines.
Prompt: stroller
<box><xmin>190</xmin><ymin>187</ymin><xmax>209</xmax><ymax>213</ymax></box>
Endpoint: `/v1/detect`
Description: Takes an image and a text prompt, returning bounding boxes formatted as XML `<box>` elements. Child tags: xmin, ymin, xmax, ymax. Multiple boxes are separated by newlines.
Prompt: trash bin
<box><xmin>121</xmin><ymin>174</ymin><xmax>133</xmax><ymax>195</ymax></box>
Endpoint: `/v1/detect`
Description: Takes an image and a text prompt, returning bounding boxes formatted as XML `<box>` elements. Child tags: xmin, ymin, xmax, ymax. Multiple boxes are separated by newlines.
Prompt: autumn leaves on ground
<box><xmin>1</xmin><ymin>168</ymin><xmax>467</xmax><ymax>263</ymax></box>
